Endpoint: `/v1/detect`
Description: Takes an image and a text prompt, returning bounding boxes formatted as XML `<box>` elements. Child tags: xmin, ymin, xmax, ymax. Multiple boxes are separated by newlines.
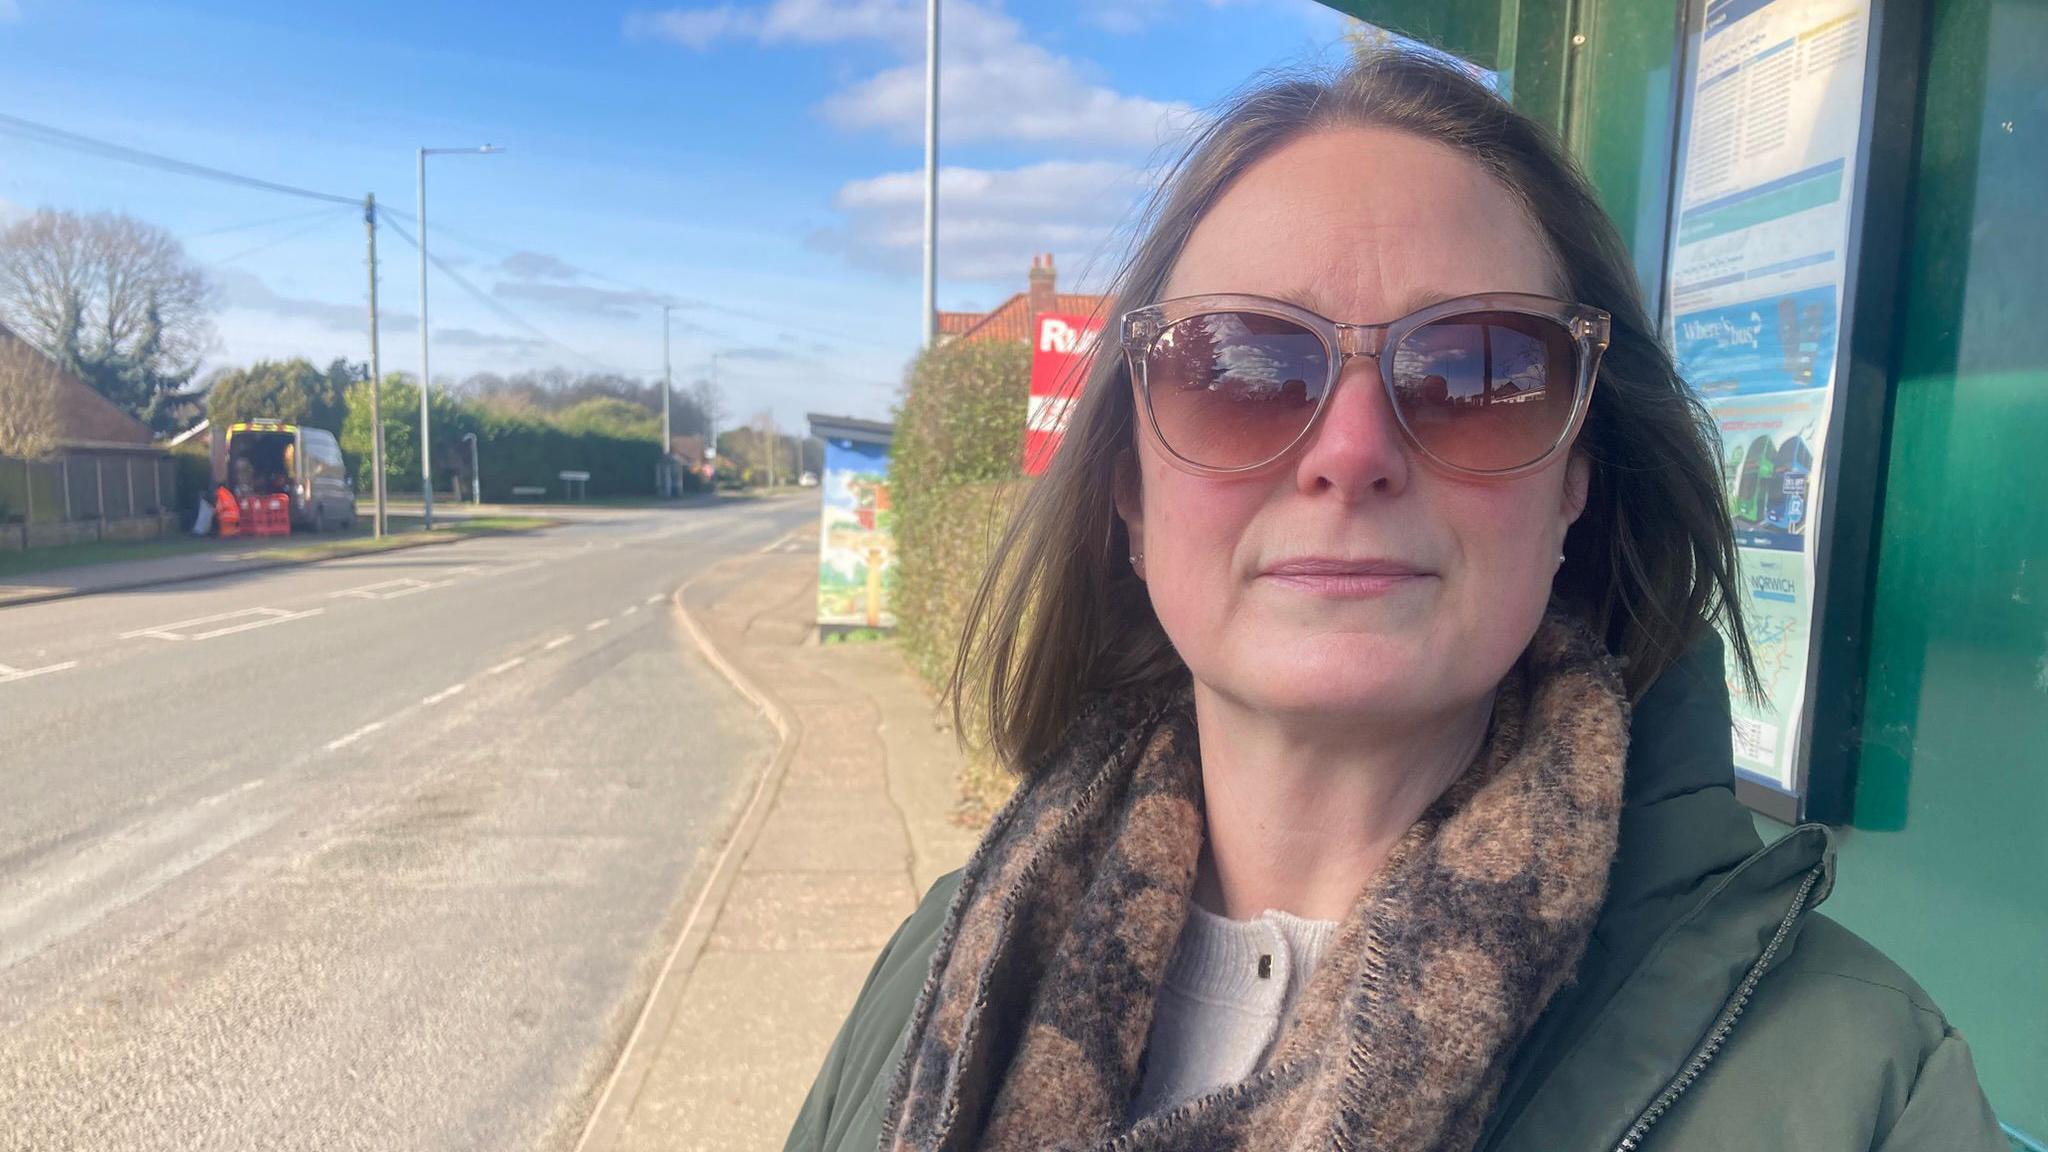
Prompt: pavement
<box><xmin>0</xmin><ymin>495</ymin><xmax>839</xmax><ymax>1151</ymax></box>
<box><xmin>574</xmin><ymin>530</ymin><xmax>980</xmax><ymax>1152</ymax></box>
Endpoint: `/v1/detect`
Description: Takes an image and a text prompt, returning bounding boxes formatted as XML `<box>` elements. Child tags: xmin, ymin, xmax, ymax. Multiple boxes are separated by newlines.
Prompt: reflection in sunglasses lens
<box><xmin>1390</xmin><ymin>312</ymin><xmax>1577</xmax><ymax>473</ymax></box>
<box><xmin>1146</xmin><ymin>311</ymin><xmax>1329</xmax><ymax>469</ymax></box>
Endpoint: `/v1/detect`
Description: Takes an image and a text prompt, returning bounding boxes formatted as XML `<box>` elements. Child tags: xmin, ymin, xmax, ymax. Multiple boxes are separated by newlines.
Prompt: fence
<box><xmin>0</xmin><ymin>450</ymin><xmax>180</xmax><ymax>551</ymax></box>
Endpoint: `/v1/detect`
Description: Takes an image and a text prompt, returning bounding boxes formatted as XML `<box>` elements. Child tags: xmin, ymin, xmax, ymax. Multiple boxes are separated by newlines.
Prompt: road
<box><xmin>0</xmin><ymin>496</ymin><xmax>818</xmax><ymax>1151</ymax></box>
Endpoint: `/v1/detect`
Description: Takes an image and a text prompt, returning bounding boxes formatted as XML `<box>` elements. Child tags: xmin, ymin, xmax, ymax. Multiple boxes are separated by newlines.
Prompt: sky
<box><xmin>0</xmin><ymin>0</ymin><xmax>1358</xmax><ymax>431</ymax></box>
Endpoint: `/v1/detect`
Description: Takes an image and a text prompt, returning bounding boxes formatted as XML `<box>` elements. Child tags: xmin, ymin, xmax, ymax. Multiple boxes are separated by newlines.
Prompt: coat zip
<box><xmin>1611</xmin><ymin>865</ymin><xmax>1824</xmax><ymax>1151</ymax></box>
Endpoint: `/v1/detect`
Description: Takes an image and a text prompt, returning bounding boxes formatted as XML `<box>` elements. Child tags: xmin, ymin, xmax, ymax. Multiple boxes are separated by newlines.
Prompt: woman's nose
<box><xmin>1292</xmin><ymin>357</ymin><xmax>1412</xmax><ymax>499</ymax></box>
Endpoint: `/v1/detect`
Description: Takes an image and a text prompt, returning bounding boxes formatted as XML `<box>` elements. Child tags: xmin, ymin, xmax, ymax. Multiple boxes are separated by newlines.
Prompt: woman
<box><xmin>787</xmin><ymin>51</ymin><xmax>2004</xmax><ymax>1152</ymax></box>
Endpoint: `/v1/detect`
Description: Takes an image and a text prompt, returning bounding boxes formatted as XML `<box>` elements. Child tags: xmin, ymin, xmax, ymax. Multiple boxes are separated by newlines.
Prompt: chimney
<box><xmin>1027</xmin><ymin>253</ymin><xmax>1057</xmax><ymax>326</ymax></box>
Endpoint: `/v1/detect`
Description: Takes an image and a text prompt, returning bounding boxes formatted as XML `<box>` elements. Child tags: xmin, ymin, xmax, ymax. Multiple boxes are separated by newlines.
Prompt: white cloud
<box><xmin>812</xmin><ymin>159</ymin><xmax>1150</xmax><ymax>283</ymax></box>
<box><xmin>822</xmin><ymin>47</ymin><xmax>1197</xmax><ymax>150</ymax></box>
<box><xmin>628</xmin><ymin>0</ymin><xmax>1197</xmax><ymax>151</ymax></box>
<box><xmin>623</xmin><ymin>5</ymin><xmax>752</xmax><ymax>49</ymax></box>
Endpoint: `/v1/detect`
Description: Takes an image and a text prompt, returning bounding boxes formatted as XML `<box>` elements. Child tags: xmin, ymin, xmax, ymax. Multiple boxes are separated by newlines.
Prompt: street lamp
<box><xmin>417</xmin><ymin>143</ymin><xmax>504</xmax><ymax>529</ymax></box>
<box><xmin>461</xmin><ymin>431</ymin><xmax>481</xmax><ymax>506</ymax></box>
<box><xmin>661</xmin><ymin>303</ymin><xmax>675</xmax><ymax>497</ymax></box>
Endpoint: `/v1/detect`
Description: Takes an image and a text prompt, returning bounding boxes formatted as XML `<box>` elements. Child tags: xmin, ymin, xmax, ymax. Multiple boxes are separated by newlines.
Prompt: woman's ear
<box><xmin>1562</xmin><ymin>450</ymin><xmax>1592</xmax><ymax>524</ymax></box>
<box><xmin>1114</xmin><ymin>449</ymin><xmax>1146</xmax><ymax>576</ymax></box>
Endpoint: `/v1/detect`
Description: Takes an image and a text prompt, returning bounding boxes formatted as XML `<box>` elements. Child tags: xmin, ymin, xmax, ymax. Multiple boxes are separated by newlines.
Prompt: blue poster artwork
<box><xmin>1674</xmin><ymin>285</ymin><xmax>1838</xmax><ymax>397</ymax></box>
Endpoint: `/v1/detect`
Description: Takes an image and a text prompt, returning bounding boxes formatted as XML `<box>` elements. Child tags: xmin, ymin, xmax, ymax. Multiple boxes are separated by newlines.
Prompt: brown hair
<box><xmin>951</xmin><ymin>49</ymin><xmax>1757</xmax><ymax>774</ymax></box>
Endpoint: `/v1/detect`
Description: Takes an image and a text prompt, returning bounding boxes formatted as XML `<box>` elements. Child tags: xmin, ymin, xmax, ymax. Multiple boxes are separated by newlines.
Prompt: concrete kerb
<box><xmin>0</xmin><ymin>529</ymin><xmax>480</xmax><ymax>610</ymax></box>
<box><xmin>572</xmin><ymin>525</ymin><xmax>814</xmax><ymax>1152</ymax></box>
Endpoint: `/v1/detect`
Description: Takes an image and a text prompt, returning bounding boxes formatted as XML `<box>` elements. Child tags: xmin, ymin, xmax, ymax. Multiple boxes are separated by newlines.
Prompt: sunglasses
<box><xmin>1119</xmin><ymin>292</ymin><xmax>1610</xmax><ymax>478</ymax></box>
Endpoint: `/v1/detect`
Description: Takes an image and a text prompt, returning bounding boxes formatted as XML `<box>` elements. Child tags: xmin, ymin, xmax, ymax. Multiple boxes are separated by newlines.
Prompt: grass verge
<box><xmin>0</xmin><ymin>514</ymin><xmax>557</xmax><ymax>578</ymax></box>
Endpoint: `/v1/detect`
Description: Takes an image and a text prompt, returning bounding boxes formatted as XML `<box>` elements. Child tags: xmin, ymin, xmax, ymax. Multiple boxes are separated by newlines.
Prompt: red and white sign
<box><xmin>1024</xmin><ymin>313</ymin><xmax>1103</xmax><ymax>476</ymax></box>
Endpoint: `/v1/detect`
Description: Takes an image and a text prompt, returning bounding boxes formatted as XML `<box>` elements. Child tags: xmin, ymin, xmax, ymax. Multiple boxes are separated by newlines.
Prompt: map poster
<box><xmin>1665</xmin><ymin>0</ymin><xmax>1872</xmax><ymax>798</ymax></box>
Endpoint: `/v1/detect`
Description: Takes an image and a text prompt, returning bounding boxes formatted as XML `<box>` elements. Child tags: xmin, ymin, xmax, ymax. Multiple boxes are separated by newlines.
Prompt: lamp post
<box><xmin>922</xmin><ymin>0</ymin><xmax>940</xmax><ymax>346</ymax></box>
<box><xmin>417</xmin><ymin>143</ymin><xmax>503</xmax><ymax>529</ymax></box>
<box><xmin>461</xmin><ymin>431</ymin><xmax>480</xmax><ymax>506</ymax></box>
<box><xmin>661</xmin><ymin>304</ymin><xmax>675</xmax><ymax>497</ymax></box>
<box><xmin>709</xmin><ymin>351</ymin><xmax>722</xmax><ymax>481</ymax></box>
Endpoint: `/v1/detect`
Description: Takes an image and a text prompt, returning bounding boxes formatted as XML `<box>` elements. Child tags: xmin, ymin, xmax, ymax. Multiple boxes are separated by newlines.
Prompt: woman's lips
<box><xmin>1258</xmin><ymin>558</ymin><xmax>1433</xmax><ymax>597</ymax></box>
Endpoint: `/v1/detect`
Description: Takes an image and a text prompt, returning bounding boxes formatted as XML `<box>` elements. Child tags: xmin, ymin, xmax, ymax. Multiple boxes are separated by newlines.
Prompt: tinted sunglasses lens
<box><xmin>1143</xmin><ymin>311</ymin><xmax>1330</xmax><ymax>469</ymax></box>
<box><xmin>1389</xmin><ymin>312</ymin><xmax>1581</xmax><ymax>472</ymax></box>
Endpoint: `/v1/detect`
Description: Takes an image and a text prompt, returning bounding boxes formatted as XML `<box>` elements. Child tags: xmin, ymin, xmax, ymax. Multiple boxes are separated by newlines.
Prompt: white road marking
<box><xmin>422</xmin><ymin>683</ymin><xmax>467</xmax><ymax>706</ymax></box>
<box><xmin>122</xmin><ymin>607</ymin><xmax>324</xmax><ymax>642</ymax></box>
<box><xmin>486</xmin><ymin>656</ymin><xmax>526</xmax><ymax>676</ymax></box>
<box><xmin>328</xmin><ymin>577</ymin><xmax>445</xmax><ymax>600</ymax></box>
<box><xmin>622</xmin><ymin>605</ymin><xmax>639</xmax><ymax>616</ymax></box>
<box><xmin>586</xmin><ymin>618</ymin><xmax>611</xmax><ymax>632</ymax></box>
<box><xmin>645</xmin><ymin>594</ymin><xmax>663</xmax><ymax>606</ymax></box>
<box><xmin>543</xmin><ymin>635</ymin><xmax>573</xmax><ymax>651</ymax></box>
<box><xmin>0</xmin><ymin>660</ymin><xmax>79</xmax><ymax>685</ymax></box>
<box><xmin>323</xmin><ymin>719</ymin><xmax>386</xmax><ymax>752</ymax></box>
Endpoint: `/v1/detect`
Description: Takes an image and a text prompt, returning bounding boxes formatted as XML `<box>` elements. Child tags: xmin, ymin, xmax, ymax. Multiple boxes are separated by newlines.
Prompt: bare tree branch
<box><xmin>0</xmin><ymin>208</ymin><xmax>214</xmax><ymax>423</ymax></box>
<box><xmin>0</xmin><ymin>333</ymin><xmax>62</xmax><ymax>459</ymax></box>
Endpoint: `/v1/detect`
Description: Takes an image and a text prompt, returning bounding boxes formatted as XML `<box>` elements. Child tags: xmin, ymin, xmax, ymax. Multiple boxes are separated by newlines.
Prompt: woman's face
<box><xmin>1118</xmin><ymin>125</ymin><xmax>1590</xmax><ymax>725</ymax></box>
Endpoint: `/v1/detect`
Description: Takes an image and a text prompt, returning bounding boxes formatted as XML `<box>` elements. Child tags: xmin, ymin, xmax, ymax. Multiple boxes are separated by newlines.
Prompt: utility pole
<box><xmin>921</xmin><ymin>0</ymin><xmax>941</xmax><ymax>346</ymax></box>
<box><xmin>661</xmin><ymin>304</ymin><xmax>674</xmax><ymax>497</ymax></box>
<box><xmin>364</xmin><ymin>193</ymin><xmax>386</xmax><ymax>538</ymax></box>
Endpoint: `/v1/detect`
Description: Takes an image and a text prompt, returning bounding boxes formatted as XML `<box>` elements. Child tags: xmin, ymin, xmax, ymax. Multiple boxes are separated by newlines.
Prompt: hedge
<box><xmin>889</xmin><ymin>339</ymin><xmax>1032</xmax><ymax>695</ymax></box>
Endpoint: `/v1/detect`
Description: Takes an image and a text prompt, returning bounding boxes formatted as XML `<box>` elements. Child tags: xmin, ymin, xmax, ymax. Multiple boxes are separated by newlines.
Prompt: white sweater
<box><xmin>1127</xmin><ymin>900</ymin><xmax>1338</xmax><ymax>1122</ymax></box>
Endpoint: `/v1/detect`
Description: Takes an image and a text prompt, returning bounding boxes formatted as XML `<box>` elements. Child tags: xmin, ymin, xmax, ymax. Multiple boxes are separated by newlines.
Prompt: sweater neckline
<box><xmin>1161</xmin><ymin>901</ymin><xmax>1337</xmax><ymax>1005</ymax></box>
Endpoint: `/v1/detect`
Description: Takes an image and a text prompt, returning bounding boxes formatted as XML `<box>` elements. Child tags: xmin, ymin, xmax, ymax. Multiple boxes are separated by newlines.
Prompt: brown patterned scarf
<box><xmin>879</xmin><ymin>613</ymin><xmax>1630</xmax><ymax>1152</ymax></box>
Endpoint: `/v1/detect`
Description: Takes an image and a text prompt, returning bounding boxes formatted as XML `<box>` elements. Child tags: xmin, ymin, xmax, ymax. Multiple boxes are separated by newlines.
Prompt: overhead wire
<box><xmin>212</xmin><ymin>211</ymin><xmax>357</xmax><ymax>266</ymax></box>
<box><xmin>0</xmin><ymin>111</ymin><xmax>361</xmax><ymax>206</ymax></box>
<box><xmin>378</xmin><ymin>214</ymin><xmax>637</xmax><ymax>377</ymax></box>
<box><xmin>4</xmin><ymin>111</ymin><xmax>896</xmax><ymax>376</ymax></box>
<box><xmin>185</xmin><ymin>204</ymin><xmax>355</xmax><ymax>240</ymax></box>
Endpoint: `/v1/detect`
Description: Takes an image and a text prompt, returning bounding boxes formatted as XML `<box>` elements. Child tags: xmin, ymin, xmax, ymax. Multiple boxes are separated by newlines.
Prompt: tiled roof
<box><xmin>0</xmin><ymin>321</ymin><xmax>156</xmax><ymax>448</ymax></box>
<box><xmin>945</xmin><ymin>292</ymin><xmax>1110</xmax><ymax>345</ymax></box>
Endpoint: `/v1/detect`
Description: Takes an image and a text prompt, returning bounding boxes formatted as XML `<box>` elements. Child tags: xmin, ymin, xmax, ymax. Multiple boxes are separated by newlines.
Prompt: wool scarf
<box><xmin>879</xmin><ymin>614</ymin><xmax>1630</xmax><ymax>1152</ymax></box>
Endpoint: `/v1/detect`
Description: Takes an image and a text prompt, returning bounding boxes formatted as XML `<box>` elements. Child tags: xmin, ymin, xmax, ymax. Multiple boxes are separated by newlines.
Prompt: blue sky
<box><xmin>0</xmin><ymin>0</ymin><xmax>1355</xmax><ymax>429</ymax></box>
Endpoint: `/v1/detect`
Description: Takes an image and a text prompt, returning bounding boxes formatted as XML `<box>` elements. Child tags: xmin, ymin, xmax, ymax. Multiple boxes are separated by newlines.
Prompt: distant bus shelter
<box><xmin>805</xmin><ymin>413</ymin><xmax>895</xmax><ymax>638</ymax></box>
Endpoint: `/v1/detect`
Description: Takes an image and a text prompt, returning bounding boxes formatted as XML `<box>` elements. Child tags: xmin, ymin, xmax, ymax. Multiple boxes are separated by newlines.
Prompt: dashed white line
<box><xmin>645</xmin><ymin>594</ymin><xmax>663</xmax><ymax>606</ymax></box>
<box><xmin>586</xmin><ymin>618</ymin><xmax>611</xmax><ymax>632</ymax></box>
<box><xmin>543</xmin><ymin>635</ymin><xmax>574</xmax><ymax>651</ymax></box>
<box><xmin>486</xmin><ymin>656</ymin><xmax>526</xmax><ymax>676</ymax></box>
<box><xmin>0</xmin><ymin>660</ymin><xmax>79</xmax><ymax>685</ymax></box>
<box><xmin>622</xmin><ymin>605</ymin><xmax>639</xmax><ymax>616</ymax></box>
<box><xmin>422</xmin><ymin>683</ymin><xmax>467</xmax><ymax>706</ymax></box>
<box><xmin>324</xmin><ymin>720</ymin><xmax>386</xmax><ymax>752</ymax></box>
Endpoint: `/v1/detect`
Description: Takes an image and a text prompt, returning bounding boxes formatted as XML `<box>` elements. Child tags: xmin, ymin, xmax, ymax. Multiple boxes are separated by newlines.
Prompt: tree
<box><xmin>341</xmin><ymin>374</ymin><xmax>418</xmax><ymax>494</ymax></box>
<box><xmin>0</xmin><ymin>330</ymin><xmax>62</xmax><ymax>459</ymax></box>
<box><xmin>555</xmin><ymin>395</ymin><xmax>659</xmax><ymax>440</ymax></box>
<box><xmin>0</xmin><ymin>209</ymin><xmax>214</xmax><ymax>433</ymax></box>
<box><xmin>204</xmin><ymin>357</ymin><xmax>358</xmax><ymax>431</ymax></box>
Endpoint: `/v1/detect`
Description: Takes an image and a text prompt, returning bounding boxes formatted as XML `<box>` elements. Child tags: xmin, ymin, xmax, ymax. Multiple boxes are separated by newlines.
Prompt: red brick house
<box><xmin>935</xmin><ymin>254</ymin><xmax>1108</xmax><ymax>345</ymax></box>
<box><xmin>0</xmin><ymin>321</ymin><xmax>177</xmax><ymax>547</ymax></box>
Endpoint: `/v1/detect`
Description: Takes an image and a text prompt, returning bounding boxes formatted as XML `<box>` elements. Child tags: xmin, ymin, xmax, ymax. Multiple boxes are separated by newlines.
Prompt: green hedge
<box><xmin>337</xmin><ymin>376</ymin><xmax>662</xmax><ymax>500</ymax></box>
<box><xmin>471</xmin><ymin>412</ymin><xmax>663</xmax><ymax>501</ymax></box>
<box><xmin>889</xmin><ymin>339</ymin><xmax>1032</xmax><ymax>695</ymax></box>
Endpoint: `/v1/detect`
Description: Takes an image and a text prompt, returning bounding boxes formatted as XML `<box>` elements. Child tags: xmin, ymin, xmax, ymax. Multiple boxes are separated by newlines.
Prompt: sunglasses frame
<box><xmin>1119</xmin><ymin>291</ymin><xmax>1611</xmax><ymax>480</ymax></box>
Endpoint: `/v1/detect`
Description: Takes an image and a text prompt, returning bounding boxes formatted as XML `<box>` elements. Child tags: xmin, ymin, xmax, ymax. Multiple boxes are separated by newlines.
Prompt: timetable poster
<box><xmin>1665</xmin><ymin>0</ymin><xmax>1871</xmax><ymax>794</ymax></box>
